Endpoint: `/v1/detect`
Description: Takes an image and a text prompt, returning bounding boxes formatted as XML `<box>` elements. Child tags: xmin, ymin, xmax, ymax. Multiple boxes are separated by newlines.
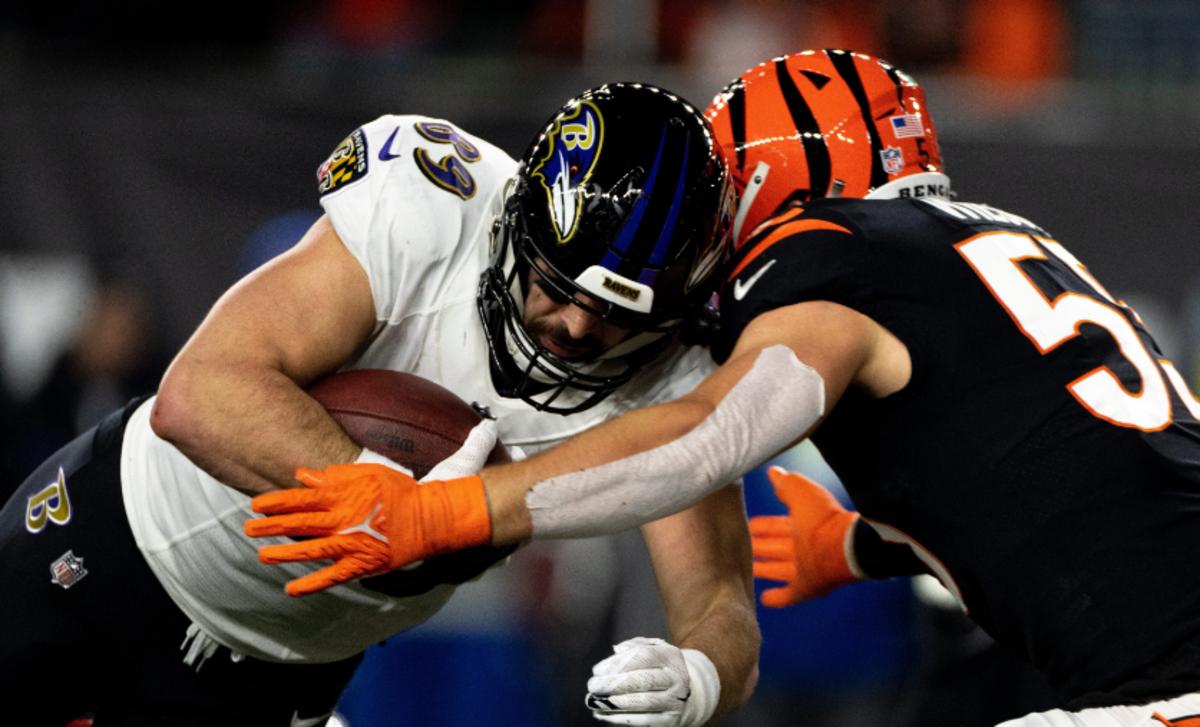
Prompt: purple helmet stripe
<box><xmin>601</xmin><ymin>124</ymin><xmax>669</xmax><ymax>270</ymax></box>
<box><xmin>637</xmin><ymin>137</ymin><xmax>690</xmax><ymax>286</ymax></box>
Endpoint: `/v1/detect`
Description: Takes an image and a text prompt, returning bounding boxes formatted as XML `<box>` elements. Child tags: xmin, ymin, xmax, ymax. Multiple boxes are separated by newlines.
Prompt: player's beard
<box><xmin>523</xmin><ymin>318</ymin><xmax>606</xmax><ymax>362</ymax></box>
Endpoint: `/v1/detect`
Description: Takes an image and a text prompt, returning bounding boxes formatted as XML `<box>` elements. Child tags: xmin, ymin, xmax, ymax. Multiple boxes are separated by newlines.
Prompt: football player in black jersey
<box><xmin>702</xmin><ymin>52</ymin><xmax>1200</xmax><ymax>725</ymax></box>
<box><xmin>262</xmin><ymin>49</ymin><xmax>1200</xmax><ymax>725</ymax></box>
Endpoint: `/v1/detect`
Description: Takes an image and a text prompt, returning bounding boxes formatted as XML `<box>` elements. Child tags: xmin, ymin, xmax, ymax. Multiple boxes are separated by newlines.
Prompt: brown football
<box><xmin>307</xmin><ymin>368</ymin><xmax>509</xmax><ymax>477</ymax></box>
<box><xmin>306</xmin><ymin>369</ymin><xmax>514</xmax><ymax>597</ymax></box>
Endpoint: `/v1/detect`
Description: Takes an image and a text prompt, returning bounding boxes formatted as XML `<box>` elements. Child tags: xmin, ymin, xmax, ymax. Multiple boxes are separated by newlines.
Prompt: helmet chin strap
<box><xmin>503</xmin><ymin>329</ymin><xmax>569</xmax><ymax>386</ymax></box>
<box><xmin>732</xmin><ymin>161</ymin><xmax>770</xmax><ymax>243</ymax></box>
<box><xmin>501</xmin><ymin>257</ymin><xmax>571</xmax><ymax>387</ymax></box>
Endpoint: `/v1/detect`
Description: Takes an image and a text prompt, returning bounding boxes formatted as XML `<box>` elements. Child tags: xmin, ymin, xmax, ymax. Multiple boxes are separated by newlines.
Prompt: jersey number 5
<box><xmin>957</xmin><ymin>231</ymin><xmax>1200</xmax><ymax>431</ymax></box>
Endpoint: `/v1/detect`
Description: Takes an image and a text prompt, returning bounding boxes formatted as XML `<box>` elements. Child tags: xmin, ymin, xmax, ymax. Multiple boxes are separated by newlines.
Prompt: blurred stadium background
<box><xmin>1</xmin><ymin>1</ymin><xmax>1198</xmax><ymax>725</ymax></box>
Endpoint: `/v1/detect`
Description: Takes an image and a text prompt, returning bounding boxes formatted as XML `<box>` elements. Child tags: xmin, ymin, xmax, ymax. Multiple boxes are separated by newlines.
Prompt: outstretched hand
<box><xmin>244</xmin><ymin>464</ymin><xmax>491</xmax><ymax>596</ymax></box>
<box><xmin>749</xmin><ymin>467</ymin><xmax>861</xmax><ymax>608</ymax></box>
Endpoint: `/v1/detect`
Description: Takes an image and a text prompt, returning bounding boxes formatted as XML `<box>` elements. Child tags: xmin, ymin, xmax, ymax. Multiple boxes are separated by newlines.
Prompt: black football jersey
<box><xmin>716</xmin><ymin>197</ymin><xmax>1200</xmax><ymax>704</ymax></box>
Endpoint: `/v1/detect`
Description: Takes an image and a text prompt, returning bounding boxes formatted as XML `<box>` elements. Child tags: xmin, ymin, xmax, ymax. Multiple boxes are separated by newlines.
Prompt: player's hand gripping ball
<box><xmin>244</xmin><ymin>370</ymin><xmax>510</xmax><ymax>597</ymax></box>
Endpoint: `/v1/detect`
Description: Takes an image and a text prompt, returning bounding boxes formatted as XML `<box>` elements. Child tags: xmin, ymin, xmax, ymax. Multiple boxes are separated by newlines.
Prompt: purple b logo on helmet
<box><xmin>530</xmin><ymin>101</ymin><xmax>605</xmax><ymax>244</ymax></box>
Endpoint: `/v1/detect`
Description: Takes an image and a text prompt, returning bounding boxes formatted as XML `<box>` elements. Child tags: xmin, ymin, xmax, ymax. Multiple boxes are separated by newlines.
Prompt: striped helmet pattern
<box><xmin>598</xmin><ymin>117</ymin><xmax>699</xmax><ymax>290</ymax></box>
<box><xmin>706</xmin><ymin>49</ymin><xmax>945</xmax><ymax>247</ymax></box>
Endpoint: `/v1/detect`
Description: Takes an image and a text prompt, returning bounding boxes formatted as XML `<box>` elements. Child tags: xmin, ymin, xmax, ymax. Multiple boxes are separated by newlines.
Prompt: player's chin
<box><xmin>540</xmin><ymin>337</ymin><xmax>599</xmax><ymax>361</ymax></box>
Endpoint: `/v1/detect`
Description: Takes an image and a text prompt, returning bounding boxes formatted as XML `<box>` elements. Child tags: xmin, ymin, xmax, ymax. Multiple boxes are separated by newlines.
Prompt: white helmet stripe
<box><xmin>732</xmin><ymin>161</ymin><xmax>770</xmax><ymax>242</ymax></box>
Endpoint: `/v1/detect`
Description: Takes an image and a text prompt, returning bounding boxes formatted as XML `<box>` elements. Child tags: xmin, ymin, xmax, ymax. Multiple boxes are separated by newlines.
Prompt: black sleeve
<box><xmin>852</xmin><ymin>519</ymin><xmax>929</xmax><ymax>579</ymax></box>
<box><xmin>714</xmin><ymin>219</ymin><xmax>869</xmax><ymax>363</ymax></box>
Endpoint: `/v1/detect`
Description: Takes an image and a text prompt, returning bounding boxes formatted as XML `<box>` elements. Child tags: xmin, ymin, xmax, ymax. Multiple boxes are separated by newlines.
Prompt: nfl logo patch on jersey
<box><xmin>880</xmin><ymin>146</ymin><xmax>904</xmax><ymax>175</ymax></box>
<box><xmin>50</xmin><ymin>550</ymin><xmax>88</xmax><ymax>589</ymax></box>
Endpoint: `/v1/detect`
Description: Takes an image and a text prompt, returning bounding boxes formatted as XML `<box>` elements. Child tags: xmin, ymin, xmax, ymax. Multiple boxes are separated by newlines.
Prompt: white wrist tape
<box><xmin>354</xmin><ymin>447</ymin><xmax>412</xmax><ymax>476</ymax></box>
<box><xmin>421</xmin><ymin>419</ymin><xmax>498</xmax><ymax>482</ymax></box>
<box><xmin>527</xmin><ymin>345</ymin><xmax>825</xmax><ymax>538</ymax></box>
<box><xmin>681</xmin><ymin>649</ymin><xmax>720</xmax><ymax>727</ymax></box>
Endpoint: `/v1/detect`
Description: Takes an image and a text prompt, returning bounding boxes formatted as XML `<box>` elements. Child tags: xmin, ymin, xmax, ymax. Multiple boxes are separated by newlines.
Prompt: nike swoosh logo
<box><xmin>291</xmin><ymin>711</ymin><xmax>332</xmax><ymax>727</ymax></box>
<box><xmin>732</xmin><ymin>259</ymin><xmax>777</xmax><ymax>301</ymax></box>
<box><xmin>378</xmin><ymin>126</ymin><xmax>402</xmax><ymax>161</ymax></box>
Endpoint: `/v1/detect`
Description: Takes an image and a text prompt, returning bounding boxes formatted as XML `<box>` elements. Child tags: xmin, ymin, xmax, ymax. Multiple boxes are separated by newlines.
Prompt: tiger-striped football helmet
<box><xmin>706</xmin><ymin>49</ymin><xmax>951</xmax><ymax>246</ymax></box>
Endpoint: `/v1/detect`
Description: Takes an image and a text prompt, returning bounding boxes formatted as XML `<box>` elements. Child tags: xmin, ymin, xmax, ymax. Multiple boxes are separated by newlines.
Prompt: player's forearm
<box><xmin>481</xmin><ymin>396</ymin><xmax>713</xmax><ymax>543</ymax></box>
<box><xmin>482</xmin><ymin>345</ymin><xmax>822</xmax><ymax>545</ymax></box>
<box><xmin>651</xmin><ymin>485</ymin><xmax>760</xmax><ymax>721</ymax></box>
<box><xmin>674</xmin><ymin>591</ymin><xmax>760</xmax><ymax>720</ymax></box>
<box><xmin>152</xmin><ymin>358</ymin><xmax>360</xmax><ymax>495</ymax></box>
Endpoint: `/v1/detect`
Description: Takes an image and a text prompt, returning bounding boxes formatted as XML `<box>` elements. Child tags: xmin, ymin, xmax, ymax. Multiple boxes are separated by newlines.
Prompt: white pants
<box><xmin>998</xmin><ymin>692</ymin><xmax>1200</xmax><ymax>727</ymax></box>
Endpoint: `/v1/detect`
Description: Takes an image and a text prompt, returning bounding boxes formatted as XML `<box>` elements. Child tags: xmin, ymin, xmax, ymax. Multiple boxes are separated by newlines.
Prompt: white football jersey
<box><xmin>120</xmin><ymin>115</ymin><xmax>716</xmax><ymax>663</ymax></box>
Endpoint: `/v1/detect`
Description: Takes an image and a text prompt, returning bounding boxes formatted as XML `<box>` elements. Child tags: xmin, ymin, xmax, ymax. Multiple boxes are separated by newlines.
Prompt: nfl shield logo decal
<box><xmin>880</xmin><ymin>146</ymin><xmax>904</xmax><ymax>175</ymax></box>
<box><xmin>50</xmin><ymin>550</ymin><xmax>88</xmax><ymax>589</ymax></box>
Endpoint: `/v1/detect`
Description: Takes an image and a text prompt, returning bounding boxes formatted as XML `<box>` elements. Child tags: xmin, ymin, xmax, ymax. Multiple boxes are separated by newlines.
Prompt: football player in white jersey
<box><xmin>0</xmin><ymin>84</ymin><xmax>758</xmax><ymax>726</ymax></box>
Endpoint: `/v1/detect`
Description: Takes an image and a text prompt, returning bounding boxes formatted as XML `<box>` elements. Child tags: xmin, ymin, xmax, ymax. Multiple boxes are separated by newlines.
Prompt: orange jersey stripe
<box><xmin>728</xmin><ymin>218</ymin><xmax>851</xmax><ymax>281</ymax></box>
<box><xmin>736</xmin><ymin>205</ymin><xmax>806</xmax><ymax>250</ymax></box>
<box><xmin>1153</xmin><ymin>713</ymin><xmax>1200</xmax><ymax>727</ymax></box>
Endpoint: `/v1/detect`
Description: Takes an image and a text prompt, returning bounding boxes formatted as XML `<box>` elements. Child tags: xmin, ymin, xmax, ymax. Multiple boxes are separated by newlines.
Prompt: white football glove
<box><xmin>585</xmin><ymin>637</ymin><xmax>720</xmax><ymax>727</ymax></box>
<box><xmin>420</xmin><ymin>418</ymin><xmax>499</xmax><ymax>482</ymax></box>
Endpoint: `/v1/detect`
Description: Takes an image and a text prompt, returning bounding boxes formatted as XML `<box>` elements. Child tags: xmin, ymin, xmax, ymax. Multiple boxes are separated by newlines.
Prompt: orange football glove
<box><xmin>749</xmin><ymin>466</ymin><xmax>861</xmax><ymax>608</ymax></box>
<box><xmin>244</xmin><ymin>464</ymin><xmax>491</xmax><ymax>597</ymax></box>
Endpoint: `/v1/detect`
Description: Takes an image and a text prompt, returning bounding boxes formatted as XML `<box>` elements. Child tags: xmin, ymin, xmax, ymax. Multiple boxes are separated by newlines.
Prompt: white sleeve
<box><xmin>316</xmin><ymin>115</ymin><xmax>516</xmax><ymax>323</ymax></box>
<box><xmin>526</xmin><ymin>345</ymin><xmax>827</xmax><ymax>539</ymax></box>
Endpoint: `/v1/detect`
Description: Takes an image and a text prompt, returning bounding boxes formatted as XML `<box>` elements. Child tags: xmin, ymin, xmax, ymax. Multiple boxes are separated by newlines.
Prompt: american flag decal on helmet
<box><xmin>889</xmin><ymin>114</ymin><xmax>925</xmax><ymax>139</ymax></box>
